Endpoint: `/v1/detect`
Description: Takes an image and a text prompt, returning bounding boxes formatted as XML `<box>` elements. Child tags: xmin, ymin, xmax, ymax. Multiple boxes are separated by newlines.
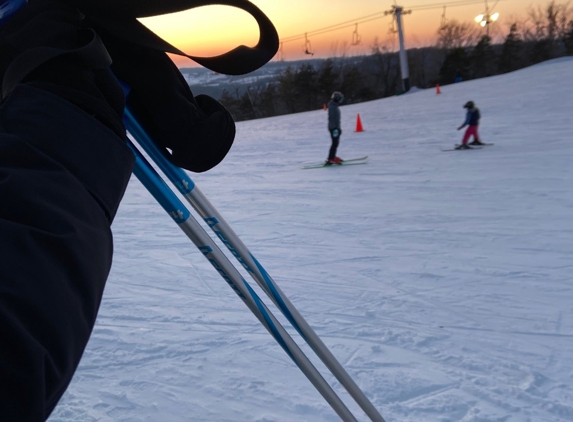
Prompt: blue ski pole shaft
<box><xmin>128</xmin><ymin>141</ymin><xmax>359</xmax><ymax>422</ymax></box>
<box><xmin>124</xmin><ymin>108</ymin><xmax>386</xmax><ymax>422</ymax></box>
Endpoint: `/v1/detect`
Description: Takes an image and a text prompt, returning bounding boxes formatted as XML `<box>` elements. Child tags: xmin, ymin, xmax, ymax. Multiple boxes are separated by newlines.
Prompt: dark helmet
<box><xmin>463</xmin><ymin>101</ymin><xmax>475</xmax><ymax>109</ymax></box>
<box><xmin>331</xmin><ymin>91</ymin><xmax>344</xmax><ymax>104</ymax></box>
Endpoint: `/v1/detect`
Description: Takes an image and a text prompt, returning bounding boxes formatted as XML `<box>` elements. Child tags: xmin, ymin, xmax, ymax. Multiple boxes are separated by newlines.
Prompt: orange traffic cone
<box><xmin>323</xmin><ymin>103</ymin><xmax>327</xmax><ymax>110</ymax></box>
<box><xmin>436</xmin><ymin>84</ymin><xmax>441</xmax><ymax>94</ymax></box>
<box><xmin>355</xmin><ymin>113</ymin><xmax>364</xmax><ymax>132</ymax></box>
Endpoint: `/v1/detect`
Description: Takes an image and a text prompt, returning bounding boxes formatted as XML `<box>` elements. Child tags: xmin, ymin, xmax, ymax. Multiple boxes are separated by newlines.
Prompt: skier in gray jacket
<box><xmin>327</xmin><ymin>91</ymin><xmax>344</xmax><ymax>164</ymax></box>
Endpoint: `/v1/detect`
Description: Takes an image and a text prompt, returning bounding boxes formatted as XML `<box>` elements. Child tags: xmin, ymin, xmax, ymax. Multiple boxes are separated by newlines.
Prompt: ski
<box><xmin>441</xmin><ymin>145</ymin><xmax>483</xmax><ymax>152</ymax></box>
<box><xmin>443</xmin><ymin>142</ymin><xmax>494</xmax><ymax>151</ymax></box>
<box><xmin>302</xmin><ymin>156</ymin><xmax>368</xmax><ymax>169</ymax></box>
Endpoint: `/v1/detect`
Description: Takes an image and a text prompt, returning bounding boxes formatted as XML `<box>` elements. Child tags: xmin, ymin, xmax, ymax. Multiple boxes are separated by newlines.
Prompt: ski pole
<box><xmin>124</xmin><ymin>108</ymin><xmax>386</xmax><ymax>422</ymax></box>
<box><xmin>127</xmin><ymin>140</ymin><xmax>359</xmax><ymax>422</ymax></box>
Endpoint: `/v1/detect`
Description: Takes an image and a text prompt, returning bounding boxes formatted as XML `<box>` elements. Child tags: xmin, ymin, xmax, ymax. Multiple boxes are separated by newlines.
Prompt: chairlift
<box><xmin>303</xmin><ymin>33</ymin><xmax>314</xmax><ymax>56</ymax></box>
<box><xmin>351</xmin><ymin>23</ymin><xmax>362</xmax><ymax>46</ymax></box>
<box><xmin>277</xmin><ymin>41</ymin><xmax>285</xmax><ymax>62</ymax></box>
<box><xmin>440</xmin><ymin>6</ymin><xmax>447</xmax><ymax>30</ymax></box>
<box><xmin>389</xmin><ymin>16</ymin><xmax>397</xmax><ymax>34</ymax></box>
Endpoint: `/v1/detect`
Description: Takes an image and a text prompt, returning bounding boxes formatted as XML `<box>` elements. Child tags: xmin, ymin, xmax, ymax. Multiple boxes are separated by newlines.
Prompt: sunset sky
<box><xmin>139</xmin><ymin>0</ymin><xmax>552</xmax><ymax>67</ymax></box>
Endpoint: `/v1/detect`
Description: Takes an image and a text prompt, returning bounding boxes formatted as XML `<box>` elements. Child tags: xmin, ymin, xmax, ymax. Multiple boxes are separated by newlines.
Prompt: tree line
<box><xmin>219</xmin><ymin>1</ymin><xmax>573</xmax><ymax>121</ymax></box>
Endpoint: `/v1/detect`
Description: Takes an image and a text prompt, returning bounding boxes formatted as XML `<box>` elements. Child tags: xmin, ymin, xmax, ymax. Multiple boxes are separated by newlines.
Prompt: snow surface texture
<box><xmin>50</xmin><ymin>58</ymin><xmax>573</xmax><ymax>422</ymax></box>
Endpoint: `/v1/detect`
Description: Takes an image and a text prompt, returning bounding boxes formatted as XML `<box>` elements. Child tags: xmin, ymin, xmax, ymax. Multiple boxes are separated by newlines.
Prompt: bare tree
<box><xmin>437</xmin><ymin>19</ymin><xmax>480</xmax><ymax>49</ymax></box>
<box><xmin>329</xmin><ymin>40</ymin><xmax>350</xmax><ymax>60</ymax></box>
<box><xmin>522</xmin><ymin>1</ymin><xmax>572</xmax><ymax>61</ymax></box>
<box><xmin>407</xmin><ymin>48</ymin><xmax>432</xmax><ymax>88</ymax></box>
<box><xmin>370</xmin><ymin>37</ymin><xmax>400</xmax><ymax>97</ymax></box>
<box><xmin>523</xmin><ymin>1</ymin><xmax>572</xmax><ymax>42</ymax></box>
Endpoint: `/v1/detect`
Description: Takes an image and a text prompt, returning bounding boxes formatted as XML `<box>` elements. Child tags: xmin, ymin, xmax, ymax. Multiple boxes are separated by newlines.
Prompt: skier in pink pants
<box><xmin>456</xmin><ymin>101</ymin><xmax>484</xmax><ymax>149</ymax></box>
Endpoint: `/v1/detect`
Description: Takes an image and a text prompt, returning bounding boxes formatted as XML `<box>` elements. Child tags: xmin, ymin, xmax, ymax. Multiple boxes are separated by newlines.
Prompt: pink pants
<box><xmin>462</xmin><ymin>126</ymin><xmax>479</xmax><ymax>144</ymax></box>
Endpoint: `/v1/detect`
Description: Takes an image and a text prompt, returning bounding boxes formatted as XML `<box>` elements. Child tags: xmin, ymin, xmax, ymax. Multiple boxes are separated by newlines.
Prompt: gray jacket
<box><xmin>327</xmin><ymin>100</ymin><xmax>341</xmax><ymax>130</ymax></box>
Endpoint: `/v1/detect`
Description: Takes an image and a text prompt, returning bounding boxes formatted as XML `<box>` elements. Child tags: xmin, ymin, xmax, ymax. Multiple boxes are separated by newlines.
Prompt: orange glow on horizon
<box><xmin>139</xmin><ymin>0</ymin><xmax>549</xmax><ymax>68</ymax></box>
<box><xmin>139</xmin><ymin>5</ymin><xmax>260</xmax><ymax>67</ymax></box>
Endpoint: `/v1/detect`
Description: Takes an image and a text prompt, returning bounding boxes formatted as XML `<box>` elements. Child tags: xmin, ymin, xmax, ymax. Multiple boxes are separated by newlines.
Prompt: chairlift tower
<box><xmin>386</xmin><ymin>5</ymin><xmax>412</xmax><ymax>92</ymax></box>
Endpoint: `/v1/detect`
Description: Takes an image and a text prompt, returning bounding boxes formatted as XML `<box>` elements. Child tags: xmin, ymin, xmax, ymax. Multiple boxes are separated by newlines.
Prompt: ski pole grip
<box><xmin>88</xmin><ymin>0</ymin><xmax>279</xmax><ymax>75</ymax></box>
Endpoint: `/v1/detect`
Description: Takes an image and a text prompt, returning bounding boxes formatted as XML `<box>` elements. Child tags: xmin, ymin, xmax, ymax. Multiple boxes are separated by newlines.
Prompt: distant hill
<box><xmin>180</xmin><ymin>57</ymin><xmax>339</xmax><ymax>99</ymax></box>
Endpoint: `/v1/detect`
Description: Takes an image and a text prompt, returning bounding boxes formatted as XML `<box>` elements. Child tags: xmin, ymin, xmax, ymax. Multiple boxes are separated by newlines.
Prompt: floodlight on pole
<box><xmin>475</xmin><ymin>13</ymin><xmax>498</xmax><ymax>25</ymax></box>
<box><xmin>475</xmin><ymin>0</ymin><xmax>500</xmax><ymax>35</ymax></box>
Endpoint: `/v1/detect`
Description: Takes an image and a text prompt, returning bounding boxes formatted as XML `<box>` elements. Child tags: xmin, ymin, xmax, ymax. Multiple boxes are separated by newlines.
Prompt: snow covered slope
<box><xmin>50</xmin><ymin>57</ymin><xmax>573</xmax><ymax>422</ymax></box>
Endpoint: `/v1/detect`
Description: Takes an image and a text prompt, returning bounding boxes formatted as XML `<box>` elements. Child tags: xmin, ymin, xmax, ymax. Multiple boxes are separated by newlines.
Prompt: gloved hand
<box><xmin>67</xmin><ymin>0</ymin><xmax>278</xmax><ymax>173</ymax></box>
<box><xmin>332</xmin><ymin>128</ymin><xmax>340</xmax><ymax>137</ymax></box>
<box><xmin>0</xmin><ymin>0</ymin><xmax>126</xmax><ymax>137</ymax></box>
<box><xmin>92</xmin><ymin>23</ymin><xmax>235</xmax><ymax>173</ymax></box>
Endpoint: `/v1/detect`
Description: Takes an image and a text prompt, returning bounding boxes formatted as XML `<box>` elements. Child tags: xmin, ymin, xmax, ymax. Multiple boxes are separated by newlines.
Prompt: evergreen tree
<box><xmin>340</xmin><ymin>65</ymin><xmax>364</xmax><ymax>103</ymax></box>
<box><xmin>439</xmin><ymin>47</ymin><xmax>470</xmax><ymax>84</ymax></box>
<box><xmin>529</xmin><ymin>38</ymin><xmax>554</xmax><ymax>64</ymax></box>
<box><xmin>470</xmin><ymin>35</ymin><xmax>496</xmax><ymax>78</ymax></box>
<box><xmin>498</xmin><ymin>24</ymin><xmax>523</xmax><ymax>73</ymax></box>
<box><xmin>292</xmin><ymin>64</ymin><xmax>319</xmax><ymax>111</ymax></box>
<box><xmin>564</xmin><ymin>20</ymin><xmax>573</xmax><ymax>55</ymax></box>
<box><xmin>277</xmin><ymin>66</ymin><xmax>297</xmax><ymax>113</ymax></box>
<box><xmin>257</xmin><ymin>82</ymin><xmax>278</xmax><ymax>118</ymax></box>
<box><xmin>317</xmin><ymin>59</ymin><xmax>339</xmax><ymax>103</ymax></box>
<box><xmin>238</xmin><ymin>92</ymin><xmax>256</xmax><ymax>121</ymax></box>
<box><xmin>219</xmin><ymin>89</ymin><xmax>241</xmax><ymax>121</ymax></box>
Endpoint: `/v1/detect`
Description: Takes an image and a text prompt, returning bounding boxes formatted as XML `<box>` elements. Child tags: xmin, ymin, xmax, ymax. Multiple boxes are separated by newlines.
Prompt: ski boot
<box><xmin>326</xmin><ymin>157</ymin><xmax>342</xmax><ymax>165</ymax></box>
<box><xmin>455</xmin><ymin>144</ymin><xmax>471</xmax><ymax>150</ymax></box>
<box><xmin>469</xmin><ymin>139</ymin><xmax>484</xmax><ymax>146</ymax></box>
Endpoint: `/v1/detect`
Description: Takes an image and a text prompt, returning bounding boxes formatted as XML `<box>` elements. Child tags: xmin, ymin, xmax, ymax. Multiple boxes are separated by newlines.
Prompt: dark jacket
<box><xmin>0</xmin><ymin>84</ymin><xmax>134</xmax><ymax>421</ymax></box>
<box><xmin>327</xmin><ymin>99</ymin><xmax>341</xmax><ymax>130</ymax></box>
<box><xmin>463</xmin><ymin>107</ymin><xmax>480</xmax><ymax>127</ymax></box>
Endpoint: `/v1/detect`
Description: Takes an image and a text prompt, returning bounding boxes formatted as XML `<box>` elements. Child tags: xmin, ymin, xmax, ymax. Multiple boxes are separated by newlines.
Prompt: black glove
<box><xmin>0</xmin><ymin>0</ymin><xmax>126</xmax><ymax>137</ymax></box>
<box><xmin>76</xmin><ymin>0</ymin><xmax>278</xmax><ymax>173</ymax></box>
<box><xmin>92</xmin><ymin>25</ymin><xmax>235</xmax><ymax>173</ymax></box>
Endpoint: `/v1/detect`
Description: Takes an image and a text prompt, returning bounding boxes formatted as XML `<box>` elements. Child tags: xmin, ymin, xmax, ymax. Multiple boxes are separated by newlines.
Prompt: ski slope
<box><xmin>50</xmin><ymin>58</ymin><xmax>573</xmax><ymax>422</ymax></box>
